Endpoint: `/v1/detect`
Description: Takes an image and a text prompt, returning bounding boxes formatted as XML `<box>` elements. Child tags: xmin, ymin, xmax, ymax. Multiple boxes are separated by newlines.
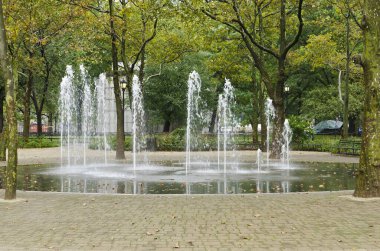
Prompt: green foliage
<box><xmin>154</xmin><ymin>129</ymin><xmax>219</xmax><ymax>151</ymax></box>
<box><xmin>18</xmin><ymin>137</ymin><xmax>60</xmax><ymax>148</ymax></box>
<box><xmin>288</xmin><ymin>116</ymin><xmax>314</xmax><ymax>143</ymax></box>
<box><xmin>155</xmin><ymin>133</ymin><xmax>185</xmax><ymax>151</ymax></box>
<box><xmin>293</xmin><ymin>33</ymin><xmax>340</xmax><ymax>69</ymax></box>
<box><xmin>144</xmin><ymin>52</ymin><xmax>216</xmax><ymax>131</ymax></box>
<box><xmin>89</xmin><ymin>136</ymin><xmax>132</xmax><ymax>151</ymax></box>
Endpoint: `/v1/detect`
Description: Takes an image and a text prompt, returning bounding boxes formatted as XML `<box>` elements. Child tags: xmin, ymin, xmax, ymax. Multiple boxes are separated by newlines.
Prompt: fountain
<box><xmin>59</xmin><ymin>66</ymin><xmax>75</xmax><ymax>167</ymax></box>
<box><xmin>217</xmin><ymin>79</ymin><xmax>236</xmax><ymax>175</ymax></box>
<box><xmin>14</xmin><ymin>69</ymin><xmax>353</xmax><ymax>196</ymax></box>
<box><xmin>265</xmin><ymin>98</ymin><xmax>275</xmax><ymax>166</ymax></box>
<box><xmin>95</xmin><ymin>73</ymin><xmax>111</xmax><ymax>164</ymax></box>
<box><xmin>257</xmin><ymin>148</ymin><xmax>262</xmax><ymax>173</ymax></box>
<box><xmin>281</xmin><ymin>119</ymin><xmax>293</xmax><ymax>167</ymax></box>
<box><xmin>59</xmin><ymin>65</ymin><xmax>115</xmax><ymax>168</ymax></box>
<box><xmin>80</xmin><ymin>65</ymin><xmax>93</xmax><ymax>166</ymax></box>
<box><xmin>185</xmin><ymin>71</ymin><xmax>202</xmax><ymax>176</ymax></box>
<box><xmin>132</xmin><ymin>75</ymin><xmax>146</xmax><ymax>175</ymax></box>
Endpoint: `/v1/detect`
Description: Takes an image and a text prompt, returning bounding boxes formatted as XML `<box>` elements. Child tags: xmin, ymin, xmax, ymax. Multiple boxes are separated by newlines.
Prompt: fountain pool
<box><xmin>0</xmin><ymin>161</ymin><xmax>356</xmax><ymax>194</ymax></box>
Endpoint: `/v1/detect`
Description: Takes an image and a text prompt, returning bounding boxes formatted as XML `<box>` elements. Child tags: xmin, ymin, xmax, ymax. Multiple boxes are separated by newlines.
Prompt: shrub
<box><xmin>288</xmin><ymin>115</ymin><xmax>315</xmax><ymax>144</ymax></box>
<box><xmin>18</xmin><ymin>137</ymin><xmax>60</xmax><ymax>148</ymax></box>
<box><xmin>156</xmin><ymin>131</ymin><xmax>185</xmax><ymax>151</ymax></box>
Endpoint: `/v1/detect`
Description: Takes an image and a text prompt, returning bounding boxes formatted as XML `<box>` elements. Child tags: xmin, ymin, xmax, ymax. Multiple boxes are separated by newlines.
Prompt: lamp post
<box><xmin>120</xmin><ymin>79</ymin><xmax>127</xmax><ymax>132</ymax></box>
<box><xmin>284</xmin><ymin>85</ymin><xmax>290</xmax><ymax>114</ymax></box>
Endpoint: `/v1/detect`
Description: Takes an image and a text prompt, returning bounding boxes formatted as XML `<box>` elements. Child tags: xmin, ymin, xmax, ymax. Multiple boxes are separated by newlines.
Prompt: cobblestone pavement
<box><xmin>0</xmin><ymin>190</ymin><xmax>379</xmax><ymax>250</ymax></box>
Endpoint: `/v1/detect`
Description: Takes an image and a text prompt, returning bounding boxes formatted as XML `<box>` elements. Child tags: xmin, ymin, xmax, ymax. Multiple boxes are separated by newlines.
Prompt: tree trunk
<box><xmin>36</xmin><ymin>110</ymin><xmax>43</xmax><ymax>136</ymax></box>
<box><xmin>0</xmin><ymin>38</ymin><xmax>4</xmax><ymax>162</ymax></box>
<box><xmin>343</xmin><ymin>9</ymin><xmax>350</xmax><ymax>138</ymax></box>
<box><xmin>0</xmin><ymin>128</ymin><xmax>6</xmax><ymax>161</ymax></box>
<box><xmin>259</xmin><ymin>80</ymin><xmax>267</xmax><ymax>151</ymax></box>
<box><xmin>138</xmin><ymin>46</ymin><xmax>146</xmax><ymax>90</ymax></box>
<box><xmin>0</xmin><ymin>0</ymin><xmax>18</xmax><ymax>199</ymax></box>
<box><xmin>23</xmin><ymin>72</ymin><xmax>32</xmax><ymax>142</ymax></box>
<box><xmin>251</xmin><ymin>69</ymin><xmax>259</xmax><ymax>144</ymax></box>
<box><xmin>269</xmin><ymin>0</ymin><xmax>287</xmax><ymax>159</ymax></box>
<box><xmin>271</xmin><ymin>88</ymin><xmax>285</xmax><ymax>159</ymax></box>
<box><xmin>257</xmin><ymin>4</ymin><xmax>266</xmax><ymax>151</ymax></box>
<box><xmin>354</xmin><ymin>0</ymin><xmax>380</xmax><ymax>197</ymax></box>
<box><xmin>109</xmin><ymin>0</ymin><xmax>125</xmax><ymax>159</ymax></box>
<box><xmin>208</xmin><ymin>108</ymin><xmax>217</xmax><ymax>133</ymax></box>
<box><xmin>0</xmin><ymin>88</ymin><xmax>4</xmax><ymax>133</ymax></box>
<box><xmin>48</xmin><ymin>113</ymin><xmax>53</xmax><ymax>134</ymax></box>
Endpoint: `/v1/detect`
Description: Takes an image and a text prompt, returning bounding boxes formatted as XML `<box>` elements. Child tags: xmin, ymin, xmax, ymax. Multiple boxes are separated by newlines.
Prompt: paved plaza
<box><xmin>1</xmin><ymin>149</ymin><xmax>379</xmax><ymax>250</ymax></box>
<box><xmin>0</xmin><ymin>190</ymin><xmax>379</xmax><ymax>250</ymax></box>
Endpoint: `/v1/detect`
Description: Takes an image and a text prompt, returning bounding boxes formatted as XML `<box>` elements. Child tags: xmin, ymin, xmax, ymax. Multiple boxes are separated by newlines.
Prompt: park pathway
<box><xmin>0</xmin><ymin>190</ymin><xmax>379</xmax><ymax>250</ymax></box>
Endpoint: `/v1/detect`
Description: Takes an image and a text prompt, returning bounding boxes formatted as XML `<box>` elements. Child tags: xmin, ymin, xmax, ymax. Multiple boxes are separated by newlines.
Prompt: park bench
<box><xmin>333</xmin><ymin>139</ymin><xmax>362</xmax><ymax>155</ymax></box>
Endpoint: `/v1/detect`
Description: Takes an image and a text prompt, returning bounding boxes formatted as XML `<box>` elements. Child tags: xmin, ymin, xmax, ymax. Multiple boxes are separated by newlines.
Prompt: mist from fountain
<box><xmin>265</xmin><ymin>98</ymin><xmax>275</xmax><ymax>167</ymax></box>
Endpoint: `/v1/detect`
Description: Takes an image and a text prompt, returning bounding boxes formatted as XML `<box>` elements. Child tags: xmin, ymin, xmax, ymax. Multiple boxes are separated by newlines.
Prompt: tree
<box><xmin>290</xmin><ymin>0</ymin><xmax>364</xmax><ymax>133</ymax></box>
<box><xmin>0</xmin><ymin>0</ymin><xmax>17</xmax><ymax>200</ymax></box>
<box><xmin>194</xmin><ymin>0</ymin><xmax>304</xmax><ymax>158</ymax></box>
<box><xmin>354</xmin><ymin>0</ymin><xmax>380</xmax><ymax>198</ymax></box>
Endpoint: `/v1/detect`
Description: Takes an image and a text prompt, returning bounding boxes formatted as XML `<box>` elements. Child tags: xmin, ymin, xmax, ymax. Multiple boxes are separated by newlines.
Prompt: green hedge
<box><xmin>18</xmin><ymin>137</ymin><xmax>60</xmax><ymax>148</ymax></box>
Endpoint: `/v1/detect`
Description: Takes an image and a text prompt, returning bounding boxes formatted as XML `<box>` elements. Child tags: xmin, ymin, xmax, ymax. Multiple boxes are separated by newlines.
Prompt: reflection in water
<box><xmin>0</xmin><ymin>162</ymin><xmax>357</xmax><ymax>195</ymax></box>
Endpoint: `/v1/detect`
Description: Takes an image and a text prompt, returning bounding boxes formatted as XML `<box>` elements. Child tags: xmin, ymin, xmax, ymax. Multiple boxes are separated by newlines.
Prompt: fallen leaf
<box><xmin>173</xmin><ymin>242</ymin><xmax>180</xmax><ymax>248</ymax></box>
<box><xmin>146</xmin><ymin>232</ymin><xmax>153</xmax><ymax>236</ymax></box>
